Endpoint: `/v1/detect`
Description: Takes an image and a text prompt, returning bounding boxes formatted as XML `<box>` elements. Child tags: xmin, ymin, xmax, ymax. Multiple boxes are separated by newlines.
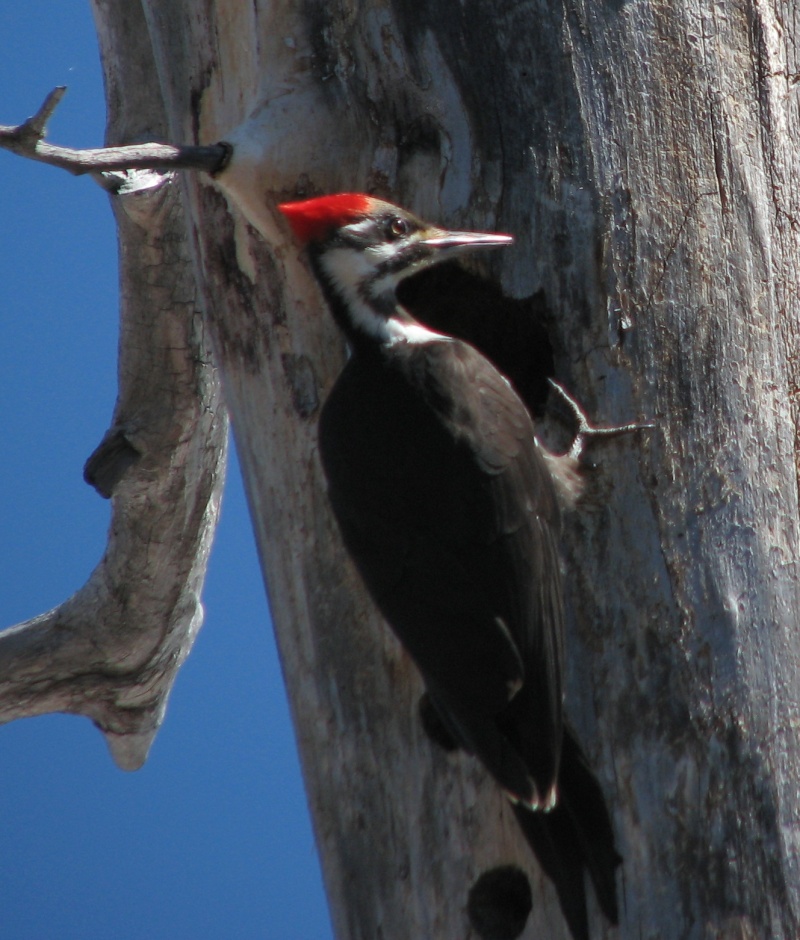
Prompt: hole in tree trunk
<box><xmin>467</xmin><ymin>864</ymin><xmax>533</xmax><ymax>940</ymax></box>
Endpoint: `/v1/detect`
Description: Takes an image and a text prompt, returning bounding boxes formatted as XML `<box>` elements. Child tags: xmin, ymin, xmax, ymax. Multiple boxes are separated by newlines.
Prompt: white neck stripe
<box><xmin>319</xmin><ymin>246</ymin><xmax>451</xmax><ymax>346</ymax></box>
<box><xmin>384</xmin><ymin>318</ymin><xmax>452</xmax><ymax>346</ymax></box>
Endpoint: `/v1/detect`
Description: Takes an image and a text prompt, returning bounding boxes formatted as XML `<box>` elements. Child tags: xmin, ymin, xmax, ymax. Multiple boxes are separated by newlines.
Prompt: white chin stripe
<box><xmin>320</xmin><ymin>246</ymin><xmax>379</xmax><ymax>297</ymax></box>
<box><xmin>348</xmin><ymin>302</ymin><xmax>449</xmax><ymax>346</ymax></box>
<box><xmin>385</xmin><ymin>319</ymin><xmax>450</xmax><ymax>346</ymax></box>
<box><xmin>319</xmin><ymin>247</ymin><xmax>449</xmax><ymax>346</ymax></box>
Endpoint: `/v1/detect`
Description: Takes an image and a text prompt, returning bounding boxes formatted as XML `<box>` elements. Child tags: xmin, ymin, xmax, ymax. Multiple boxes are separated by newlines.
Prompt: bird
<box><xmin>278</xmin><ymin>192</ymin><xmax>621</xmax><ymax>940</ymax></box>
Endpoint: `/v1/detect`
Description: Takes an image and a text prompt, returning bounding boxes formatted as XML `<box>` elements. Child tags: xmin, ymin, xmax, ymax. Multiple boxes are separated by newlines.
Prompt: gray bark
<box><xmin>3</xmin><ymin>0</ymin><xmax>800</xmax><ymax>937</ymax></box>
<box><xmin>0</xmin><ymin>9</ymin><xmax>227</xmax><ymax>771</ymax></box>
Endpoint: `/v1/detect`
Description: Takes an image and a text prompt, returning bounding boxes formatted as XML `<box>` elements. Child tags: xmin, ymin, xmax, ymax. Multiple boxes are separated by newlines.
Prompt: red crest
<box><xmin>278</xmin><ymin>193</ymin><xmax>373</xmax><ymax>244</ymax></box>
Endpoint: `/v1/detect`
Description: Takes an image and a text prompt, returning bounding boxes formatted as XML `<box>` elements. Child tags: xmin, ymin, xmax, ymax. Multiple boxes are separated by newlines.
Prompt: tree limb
<box><xmin>0</xmin><ymin>86</ymin><xmax>230</xmax><ymax>186</ymax></box>
<box><xmin>0</xmin><ymin>82</ymin><xmax>227</xmax><ymax>770</ymax></box>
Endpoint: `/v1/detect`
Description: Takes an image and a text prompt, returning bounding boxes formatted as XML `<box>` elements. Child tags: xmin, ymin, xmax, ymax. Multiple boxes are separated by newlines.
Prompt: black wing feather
<box><xmin>319</xmin><ymin>338</ymin><xmax>564</xmax><ymax>804</ymax></box>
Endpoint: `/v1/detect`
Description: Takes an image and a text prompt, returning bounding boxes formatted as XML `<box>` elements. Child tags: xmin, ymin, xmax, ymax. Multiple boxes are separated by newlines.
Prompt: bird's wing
<box><xmin>319</xmin><ymin>339</ymin><xmax>565</xmax><ymax>802</ymax></box>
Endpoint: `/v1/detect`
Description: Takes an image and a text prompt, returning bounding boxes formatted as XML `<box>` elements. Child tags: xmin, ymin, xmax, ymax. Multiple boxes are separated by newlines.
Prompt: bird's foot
<box><xmin>548</xmin><ymin>379</ymin><xmax>654</xmax><ymax>465</ymax></box>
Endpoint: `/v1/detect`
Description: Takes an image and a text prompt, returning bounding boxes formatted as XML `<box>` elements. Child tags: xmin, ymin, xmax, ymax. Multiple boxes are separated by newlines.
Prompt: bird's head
<box><xmin>278</xmin><ymin>195</ymin><xmax>512</xmax><ymax>343</ymax></box>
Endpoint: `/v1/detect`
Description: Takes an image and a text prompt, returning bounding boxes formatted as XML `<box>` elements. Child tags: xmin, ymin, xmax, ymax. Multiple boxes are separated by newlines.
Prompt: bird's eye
<box><xmin>388</xmin><ymin>217</ymin><xmax>410</xmax><ymax>239</ymax></box>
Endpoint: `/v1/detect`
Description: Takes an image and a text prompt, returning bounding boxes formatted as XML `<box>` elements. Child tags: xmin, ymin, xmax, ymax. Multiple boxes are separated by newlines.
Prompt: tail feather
<box><xmin>558</xmin><ymin>725</ymin><xmax>621</xmax><ymax>924</ymax></box>
<box><xmin>513</xmin><ymin>723</ymin><xmax>620</xmax><ymax>940</ymax></box>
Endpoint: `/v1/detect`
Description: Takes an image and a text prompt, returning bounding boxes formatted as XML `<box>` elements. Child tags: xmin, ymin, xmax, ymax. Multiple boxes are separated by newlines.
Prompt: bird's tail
<box><xmin>512</xmin><ymin>724</ymin><xmax>621</xmax><ymax>940</ymax></box>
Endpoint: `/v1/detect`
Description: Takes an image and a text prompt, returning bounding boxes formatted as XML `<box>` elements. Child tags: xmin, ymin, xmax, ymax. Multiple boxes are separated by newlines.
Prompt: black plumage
<box><xmin>319</xmin><ymin>338</ymin><xmax>564</xmax><ymax>809</ymax></box>
<box><xmin>279</xmin><ymin>194</ymin><xmax>620</xmax><ymax>940</ymax></box>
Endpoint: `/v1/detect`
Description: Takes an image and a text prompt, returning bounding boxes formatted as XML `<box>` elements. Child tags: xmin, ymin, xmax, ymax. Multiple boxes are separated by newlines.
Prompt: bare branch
<box><xmin>0</xmin><ymin>167</ymin><xmax>226</xmax><ymax>770</ymax></box>
<box><xmin>19</xmin><ymin>85</ymin><xmax>67</xmax><ymax>139</ymax></box>
<box><xmin>0</xmin><ymin>579</ymin><xmax>205</xmax><ymax>771</ymax></box>
<box><xmin>0</xmin><ymin>87</ymin><xmax>230</xmax><ymax>180</ymax></box>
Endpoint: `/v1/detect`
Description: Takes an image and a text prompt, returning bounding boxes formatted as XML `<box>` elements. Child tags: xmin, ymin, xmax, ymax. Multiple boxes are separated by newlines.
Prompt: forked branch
<box><xmin>0</xmin><ymin>87</ymin><xmax>230</xmax><ymax>186</ymax></box>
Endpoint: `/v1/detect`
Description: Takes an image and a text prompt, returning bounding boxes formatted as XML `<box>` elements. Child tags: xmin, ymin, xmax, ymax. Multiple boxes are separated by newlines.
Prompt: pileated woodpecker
<box><xmin>279</xmin><ymin>193</ymin><xmax>620</xmax><ymax>940</ymax></box>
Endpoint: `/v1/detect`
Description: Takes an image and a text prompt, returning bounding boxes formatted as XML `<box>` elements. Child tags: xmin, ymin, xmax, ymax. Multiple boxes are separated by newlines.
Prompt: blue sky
<box><xmin>1</xmin><ymin>4</ymin><xmax>332</xmax><ymax>938</ymax></box>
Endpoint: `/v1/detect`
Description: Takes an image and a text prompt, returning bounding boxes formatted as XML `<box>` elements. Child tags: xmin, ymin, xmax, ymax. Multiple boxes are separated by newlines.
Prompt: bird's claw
<box><xmin>547</xmin><ymin>379</ymin><xmax>655</xmax><ymax>463</ymax></box>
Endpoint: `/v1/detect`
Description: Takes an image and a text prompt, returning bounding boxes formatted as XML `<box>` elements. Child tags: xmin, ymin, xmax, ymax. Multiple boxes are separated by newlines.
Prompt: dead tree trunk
<box><xmin>3</xmin><ymin>0</ymin><xmax>800</xmax><ymax>937</ymax></box>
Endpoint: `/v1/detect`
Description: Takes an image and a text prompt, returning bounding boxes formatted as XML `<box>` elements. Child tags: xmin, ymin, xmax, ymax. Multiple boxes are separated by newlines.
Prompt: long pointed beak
<box><xmin>422</xmin><ymin>228</ymin><xmax>514</xmax><ymax>257</ymax></box>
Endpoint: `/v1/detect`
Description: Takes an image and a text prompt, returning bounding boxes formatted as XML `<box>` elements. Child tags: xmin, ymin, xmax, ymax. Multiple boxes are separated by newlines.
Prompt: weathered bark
<box><xmin>0</xmin><ymin>6</ymin><xmax>227</xmax><ymax>770</ymax></box>
<box><xmin>3</xmin><ymin>0</ymin><xmax>800</xmax><ymax>937</ymax></box>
